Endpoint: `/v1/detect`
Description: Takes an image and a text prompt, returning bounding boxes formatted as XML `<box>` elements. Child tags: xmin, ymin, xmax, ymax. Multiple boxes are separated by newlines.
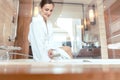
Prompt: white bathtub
<box><xmin>50</xmin><ymin>59</ymin><xmax>120</xmax><ymax>64</ymax></box>
<box><xmin>0</xmin><ymin>59</ymin><xmax>120</xmax><ymax>65</ymax></box>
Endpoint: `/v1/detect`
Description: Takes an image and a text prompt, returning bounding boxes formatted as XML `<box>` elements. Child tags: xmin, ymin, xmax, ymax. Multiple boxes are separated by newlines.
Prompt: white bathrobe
<box><xmin>28</xmin><ymin>14</ymin><xmax>71</xmax><ymax>62</ymax></box>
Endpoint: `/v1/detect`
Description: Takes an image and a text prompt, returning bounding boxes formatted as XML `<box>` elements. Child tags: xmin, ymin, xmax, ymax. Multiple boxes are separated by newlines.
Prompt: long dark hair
<box><xmin>39</xmin><ymin>0</ymin><xmax>54</xmax><ymax>8</ymax></box>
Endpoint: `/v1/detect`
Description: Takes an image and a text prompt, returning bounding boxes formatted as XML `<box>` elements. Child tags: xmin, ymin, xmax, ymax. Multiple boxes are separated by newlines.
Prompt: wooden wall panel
<box><xmin>104</xmin><ymin>0</ymin><xmax>120</xmax><ymax>58</ymax></box>
<box><xmin>14</xmin><ymin>0</ymin><xmax>33</xmax><ymax>59</ymax></box>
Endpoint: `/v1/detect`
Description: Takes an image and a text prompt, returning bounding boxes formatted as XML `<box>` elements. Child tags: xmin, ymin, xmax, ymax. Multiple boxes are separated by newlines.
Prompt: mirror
<box><xmin>47</xmin><ymin>1</ymin><xmax>101</xmax><ymax>59</ymax></box>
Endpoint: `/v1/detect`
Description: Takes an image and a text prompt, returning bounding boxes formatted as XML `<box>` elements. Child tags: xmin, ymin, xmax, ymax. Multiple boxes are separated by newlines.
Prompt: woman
<box><xmin>28</xmin><ymin>0</ymin><xmax>72</xmax><ymax>62</ymax></box>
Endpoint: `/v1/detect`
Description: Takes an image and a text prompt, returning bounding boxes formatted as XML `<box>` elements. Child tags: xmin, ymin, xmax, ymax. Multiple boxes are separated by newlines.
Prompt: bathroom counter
<box><xmin>0</xmin><ymin>59</ymin><xmax>120</xmax><ymax>80</ymax></box>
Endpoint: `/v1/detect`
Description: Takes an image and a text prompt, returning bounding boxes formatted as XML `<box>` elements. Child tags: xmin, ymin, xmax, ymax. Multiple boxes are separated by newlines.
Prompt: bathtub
<box><xmin>0</xmin><ymin>59</ymin><xmax>120</xmax><ymax>65</ymax></box>
<box><xmin>50</xmin><ymin>59</ymin><xmax>120</xmax><ymax>64</ymax></box>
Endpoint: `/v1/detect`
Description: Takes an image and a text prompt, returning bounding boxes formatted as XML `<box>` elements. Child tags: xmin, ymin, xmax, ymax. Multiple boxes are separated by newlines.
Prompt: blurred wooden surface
<box><xmin>0</xmin><ymin>60</ymin><xmax>120</xmax><ymax>80</ymax></box>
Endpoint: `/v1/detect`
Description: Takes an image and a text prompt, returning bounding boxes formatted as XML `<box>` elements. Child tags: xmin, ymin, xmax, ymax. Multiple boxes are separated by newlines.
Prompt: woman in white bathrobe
<box><xmin>28</xmin><ymin>0</ymin><xmax>72</xmax><ymax>62</ymax></box>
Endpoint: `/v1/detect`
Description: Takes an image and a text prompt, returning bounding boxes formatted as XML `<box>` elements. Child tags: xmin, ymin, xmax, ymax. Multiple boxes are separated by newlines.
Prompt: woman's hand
<box><xmin>48</xmin><ymin>49</ymin><xmax>54</xmax><ymax>59</ymax></box>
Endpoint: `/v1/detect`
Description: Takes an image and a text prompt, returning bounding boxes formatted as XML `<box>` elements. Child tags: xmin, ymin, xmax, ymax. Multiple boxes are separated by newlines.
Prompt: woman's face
<box><xmin>40</xmin><ymin>4</ymin><xmax>54</xmax><ymax>21</ymax></box>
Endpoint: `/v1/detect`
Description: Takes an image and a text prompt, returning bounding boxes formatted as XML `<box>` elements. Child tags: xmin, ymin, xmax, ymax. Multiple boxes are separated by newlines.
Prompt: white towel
<box><xmin>52</xmin><ymin>48</ymin><xmax>71</xmax><ymax>60</ymax></box>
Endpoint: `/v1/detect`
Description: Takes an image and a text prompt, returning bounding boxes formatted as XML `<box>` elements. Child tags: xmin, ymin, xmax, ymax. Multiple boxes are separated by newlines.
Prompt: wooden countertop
<box><xmin>0</xmin><ymin>59</ymin><xmax>120</xmax><ymax>80</ymax></box>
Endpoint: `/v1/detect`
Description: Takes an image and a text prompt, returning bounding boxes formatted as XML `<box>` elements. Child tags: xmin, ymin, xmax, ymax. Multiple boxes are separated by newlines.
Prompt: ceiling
<box><xmin>34</xmin><ymin>0</ymin><xmax>117</xmax><ymax>9</ymax></box>
<box><xmin>34</xmin><ymin>0</ymin><xmax>93</xmax><ymax>5</ymax></box>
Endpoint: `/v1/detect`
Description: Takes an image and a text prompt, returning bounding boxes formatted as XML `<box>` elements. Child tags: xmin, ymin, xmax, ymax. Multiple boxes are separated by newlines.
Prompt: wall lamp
<box><xmin>89</xmin><ymin>5</ymin><xmax>96</xmax><ymax>25</ymax></box>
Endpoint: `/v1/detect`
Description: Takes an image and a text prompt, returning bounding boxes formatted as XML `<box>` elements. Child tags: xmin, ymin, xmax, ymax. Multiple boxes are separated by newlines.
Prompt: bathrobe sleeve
<box><xmin>28</xmin><ymin>17</ymin><xmax>50</xmax><ymax>62</ymax></box>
